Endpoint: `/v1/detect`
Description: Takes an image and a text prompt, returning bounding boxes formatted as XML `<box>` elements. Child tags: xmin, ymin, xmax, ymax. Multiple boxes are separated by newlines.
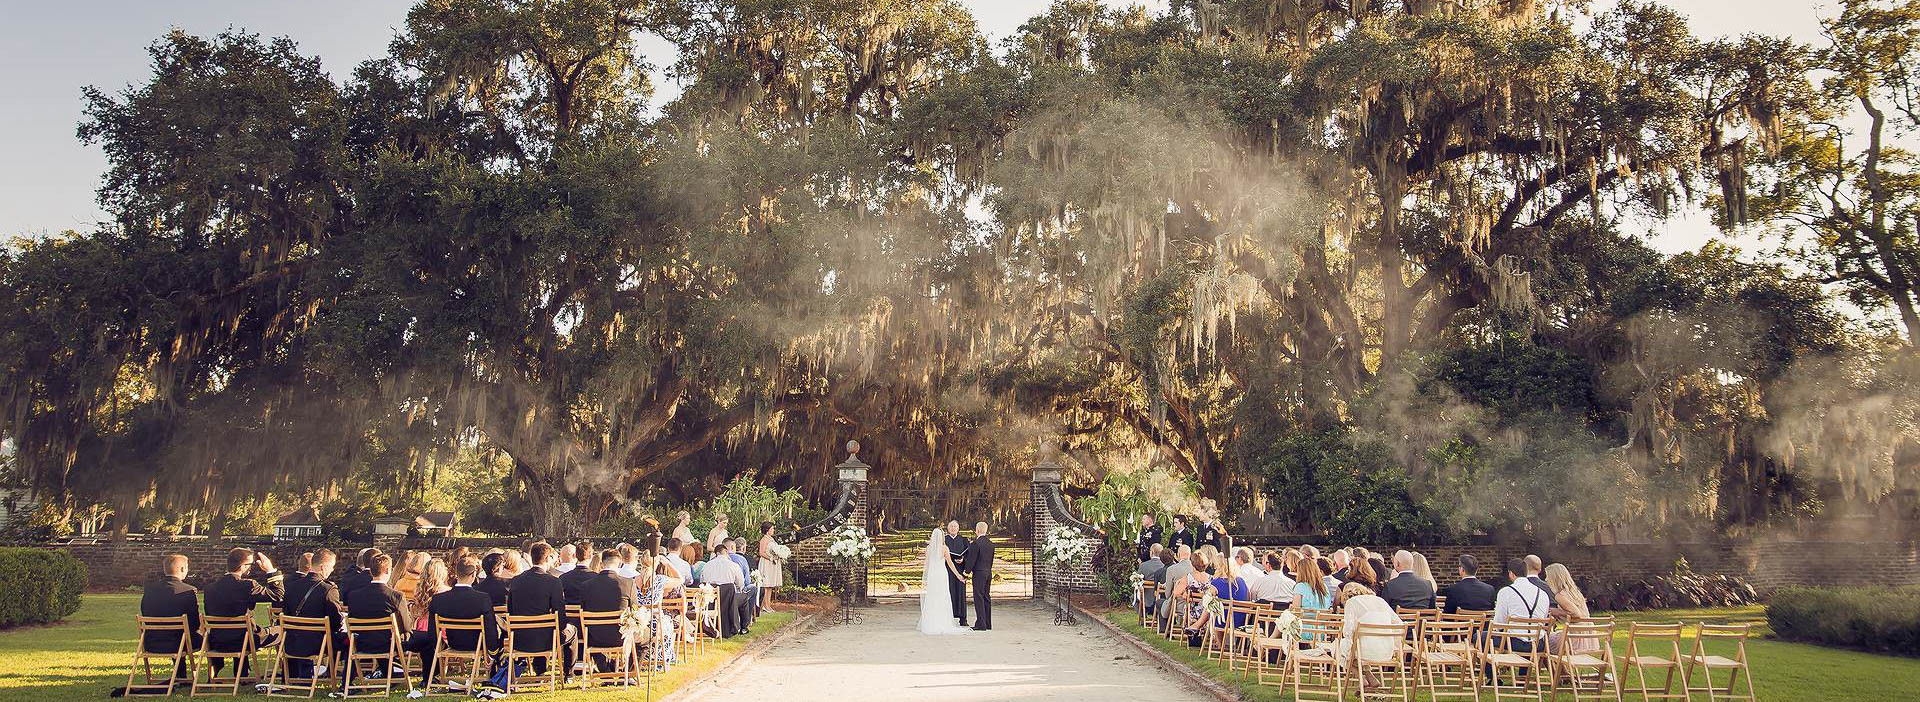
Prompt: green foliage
<box><xmin>1770</xmin><ymin>585</ymin><xmax>1920</xmax><ymax>654</ymax></box>
<box><xmin>0</xmin><ymin>548</ymin><xmax>87</xmax><ymax>628</ymax></box>
<box><xmin>1256</xmin><ymin>427</ymin><xmax>1445</xmax><ymax>543</ymax></box>
<box><xmin>706</xmin><ymin>477</ymin><xmax>809</xmax><ymax>536</ymax></box>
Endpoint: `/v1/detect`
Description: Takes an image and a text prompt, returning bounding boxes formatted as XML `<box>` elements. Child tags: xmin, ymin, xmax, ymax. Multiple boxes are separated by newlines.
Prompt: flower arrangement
<box><xmin>1040</xmin><ymin>526</ymin><xmax>1092</xmax><ymax>566</ymax></box>
<box><xmin>1273</xmin><ymin>609</ymin><xmax>1301</xmax><ymax>646</ymax></box>
<box><xmin>1201</xmin><ymin>590</ymin><xmax>1223</xmax><ymax>618</ymax></box>
<box><xmin>768</xmin><ymin>542</ymin><xmax>792</xmax><ymax>560</ymax></box>
<box><xmin>621</xmin><ymin>607</ymin><xmax>654</xmax><ymax>639</ymax></box>
<box><xmin>1129</xmin><ymin>571</ymin><xmax>1144</xmax><ymax>593</ymax></box>
<box><xmin>825</xmin><ymin>524</ymin><xmax>874</xmax><ymax>566</ymax></box>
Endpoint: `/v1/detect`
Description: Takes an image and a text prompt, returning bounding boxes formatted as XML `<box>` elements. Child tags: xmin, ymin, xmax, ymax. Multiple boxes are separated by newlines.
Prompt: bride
<box><xmin>918</xmin><ymin>528</ymin><xmax>971</xmax><ymax>634</ymax></box>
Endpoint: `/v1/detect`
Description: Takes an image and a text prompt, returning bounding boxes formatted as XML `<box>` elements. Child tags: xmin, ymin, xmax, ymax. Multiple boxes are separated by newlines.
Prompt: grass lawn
<box><xmin>0</xmin><ymin>593</ymin><xmax>797</xmax><ymax>701</ymax></box>
<box><xmin>1100</xmin><ymin>605</ymin><xmax>1911</xmax><ymax>702</ymax></box>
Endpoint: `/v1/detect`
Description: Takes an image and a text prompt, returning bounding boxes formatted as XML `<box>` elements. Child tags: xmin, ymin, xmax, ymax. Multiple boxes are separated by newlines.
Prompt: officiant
<box><xmin>942</xmin><ymin>520</ymin><xmax>970</xmax><ymax>627</ymax></box>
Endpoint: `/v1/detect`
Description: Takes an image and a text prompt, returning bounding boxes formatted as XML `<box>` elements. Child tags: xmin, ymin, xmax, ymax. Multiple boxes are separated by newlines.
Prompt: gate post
<box><xmin>836</xmin><ymin>441</ymin><xmax>871</xmax><ymax>602</ymax></box>
<box><xmin>1031</xmin><ymin>444</ymin><xmax>1102</xmax><ymax>596</ymax></box>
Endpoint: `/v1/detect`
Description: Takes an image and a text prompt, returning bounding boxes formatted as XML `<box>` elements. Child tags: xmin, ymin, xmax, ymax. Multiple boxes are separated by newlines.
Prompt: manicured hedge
<box><xmin>1767</xmin><ymin>585</ymin><xmax>1920</xmax><ymax>654</ymax></box>
<box><xmin>0</xmin><ymin>547</ymin><xmax>88</xmax><ymax>627</ymax></box>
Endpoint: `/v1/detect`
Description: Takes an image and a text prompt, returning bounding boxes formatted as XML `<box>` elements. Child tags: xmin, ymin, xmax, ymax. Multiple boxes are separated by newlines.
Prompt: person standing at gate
<box><xmin>1136</xmin><ymin>514</ymin><xmax>1163</xmax><ymax>563</ymax></box>
<box><xmin>943</xmin><ymin>520</ymin><xmax>970</xmax><ymax>626</ymax></box>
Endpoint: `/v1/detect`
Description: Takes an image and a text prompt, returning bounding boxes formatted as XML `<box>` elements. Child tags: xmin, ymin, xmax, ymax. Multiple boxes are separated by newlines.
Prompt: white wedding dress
<box><xmin>918</xmin><ymin>529</ymin><xmax>971</xmax><ymax>635</ymax></box>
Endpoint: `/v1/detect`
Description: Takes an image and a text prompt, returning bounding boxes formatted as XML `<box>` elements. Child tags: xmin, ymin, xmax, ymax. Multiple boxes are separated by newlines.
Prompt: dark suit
<box><xmin>1382</xmin><ymin>572</ymin><xmax>1437</xmax><ymax>610</ymax></box>
<box><xmin>1167</xmin><ymin>528</ymin><xmax>1195</xmax><ymax>552</ymax></box>
<box><xmin>409</xmin><ymin>585</ymin><xmax>498</xmax><ymax>684</ymax></box>
<box><xmin>961</xmin><ymin>535</ymin><xmax>995</xmax><ymax>630</ymax></box>
<box><xmin>1332</xmin><ymin>566</ymin><xmax>1350</xmax><ymax>583</ymax></box>
<box><xmin>346</xmin><ymin>582</ymin><xmax>412</xmax><ymax>654</ymax></box>
<box><xmin>1195</xmin><ymin>523</ymin><xmax>1222</xmax><ymax>551</ymax></box>
<box><xmin>507</xmin><ymin>567</ymin><xmax>572</xmax><ymax>676</ymax></box>
<box><xmin>281</xmin><ymin>572</ymin><xmax>320</xmax><ymax>615</ymax></box>
<box><xmin>203</xmin><ymin>570</ymin><xmax>285</xmax><ymax>673</ymax></box>
<box><xmin>475</xmin><ymin>575</ymin><xmax>511</xmax><ymax>608</ymax></box>
<box><xmin>140</xmin><ymin>576</ymin><xmax>203</xmax><ymax>655</ymax></box>
<box><xmin>1370</xmin><ymin>559</ymin><xmax>1392</xmax><ymax>585</ymax></box>
<box><xmin>578</xmin><ymin>571</ymin><xmax>636</xmax><ymax>649</ymax></box>
<box><xmin>944</xmin><ymin>533</ymin><xmax>970</xmax><ymax>625</ymax></box>
<box><xmin>1136</xmin><ymin>525</ymin><xmax>1163</xmax><ymax>562</ymax></box>
<box><xmin>560</xmin><ymin>566</ymin><xmax>597</xmax><ymax>606</ymax></box>
<box><xmin>1440</xmin><ymin>576</ymin><xmax>1497</xmax><ymax>614</ymax></box>
<box><xmin>337</xmin><ymin>566</ymin><xmax>373</xmax><ymax>602</ymax></box>
<box><xmin>284</xmin><ymin>577</ymin><xmax>344</xmax><ymax>678</ymax></box>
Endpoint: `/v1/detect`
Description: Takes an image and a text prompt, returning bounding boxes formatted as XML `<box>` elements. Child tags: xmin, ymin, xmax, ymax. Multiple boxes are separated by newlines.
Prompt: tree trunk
<box><xmin>1376</xmin><ymin>164</ymin><xmax>1411</xmax><ymax>369</ymax></box>
<box><xmin>516</xmin><ymin>459</ymin><xmax>579</xmax><ymax>539</ymax></box>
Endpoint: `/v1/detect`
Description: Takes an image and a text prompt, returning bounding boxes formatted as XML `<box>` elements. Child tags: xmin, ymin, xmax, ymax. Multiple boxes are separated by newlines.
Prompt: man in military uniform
<box><xmin>1196</xmin><ymin>517</ymin><xmax>1226</xmax><ymax>551</ymax></box>
<box><xmin>1166</xmin><ymin>516</ymin><xmax>1196</xmax><ymax>552</ymax></box>
<box><xmin>1135</xmin><ymin>514</ymin><xmax>1163</xmax><ymax>563</ymax></box>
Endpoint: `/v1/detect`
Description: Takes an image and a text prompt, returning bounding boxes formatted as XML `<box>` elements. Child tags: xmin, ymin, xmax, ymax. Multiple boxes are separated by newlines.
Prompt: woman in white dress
<box><xmin>1335</xmin><ymin>582</ymin><xmax>1404</xmax><ymax>678</ymax></box>
<box><xmin>671</xmin><ymin>511</ymin><xmax>697</xmax><ymax>546</ymax></box>
<box><xmin>918</xmin><ymin>528</ymin><xmax>970</xmax><ymax>635</ymax></box>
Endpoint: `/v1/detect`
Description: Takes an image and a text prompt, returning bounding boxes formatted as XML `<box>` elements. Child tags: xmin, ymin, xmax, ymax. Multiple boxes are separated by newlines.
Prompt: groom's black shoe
<box><xmin>970</xmin><ymin>625</ymin><xmax>989</xmax><ymax>631</ymax></box>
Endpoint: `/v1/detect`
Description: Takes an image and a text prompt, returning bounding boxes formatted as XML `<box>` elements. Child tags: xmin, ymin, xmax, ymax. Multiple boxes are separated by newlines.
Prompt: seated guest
<box><xmin>1174</xmin><ymin>554</ymin><xmax>1215</xmax><ymax>645</ymax></box>
<box><xmin>633</xmin><ymin>552</ymin><xmax>686</xmax><ymax>660</ymax></box>
<box><xmin>284</xmin><ymin>549</ymin><xmax>344</xmax><ymax>681</ymax></box>
<box><xmin>727</xmin><ymin>537</ymin><xmax>759</xmax><ymax>624</ymax></box>
<box><xmin>339</xmin><ymin>548</ymin><xmax>378</xmax><ymax>600</ymax></box>
<box><xmin>394</xmin><ymin>551</ymin><xmax>428</xmax><ymax>600</ymax></box>
<box><xmin>1334</xmin><ymin>582</ymin><xmax>1403</xmax><ymax>673</ymax></box>
<box><xmin>475</xmin><ymin>552</ymin><xmax>511</xmax><ymax>607</ymax></box>
<box><xmin>1292</xmin><ymin>557</ymin><xmax>1333</xmax><ymax>611</ymax></box>
<box><xmin>687</xmin><ymin>542</ymin><xmax>709</xmax><ymax>585</ymax></box>
<box><xmin>283</xmin><ymin>550</ymin><xmax>326</xmax><ymax>617</ymax></box>
<box><xmin>1412</xmin><ymin>552</ymin><xmax>1437</xmax><ymax>589</ymax></box>
<box><xmin>701</xmin><ymin>541</ymin><xmax>747</xmax><ymax>637</ymax></box>
<box><xmin>1316</xmin><ymin>557</ymin><xmax>1339</xmax><ymax>592</ymax></box>
<box><xmin>1252</xmin><ymin>552</ymin><xmax>1295</xmax><ymax>609</ymax></box>
<box><xmin>1343</xmin><ymin>551</ymin><xmax>1380</xmax><ymax>593</ymax></box>
<box><xmin>1136</xmin><ymin>545</ymin><xmax>1167</xmax><ymax>609</ymax></box>
<box><xmin>1441</xmin><ymin>554</ymin><xmax>1496</xmax><ymax>613</ymax></box>
<box><xmin>1544</xmin><ymin>563</ymin><xmax>1601</xmax><ymax>654</ymax></box>
<box><xmin>661</xmin><ymin>538</ymin><xmax>692</xmax><ymax>581</ymax></box>
<box><xmin>1382</xmin><ymin>550</ymin><xmax>1437</xmax><ymax>610</ymax></box>
<box><xmin>615</xmin><ymin>543</ymin><xmax>641</xmax><ymax>579</ymax></box>
<box><xmin>406</xmin><ymin>558</ymin><xmax>450</xmax><ymax>639</ymax></box>
<box><xmin>1493</xmin><ymin>558</ymin><xmax>1551</xmax><ymax>659</ymax></box>
<box><xmin>554</xmin><ymin>545</ymin><xmax>579</xmax><ymax>575</ymax></box>
<box><xmin>139</xmin><ymin>554</ymin><xmax>203</xmax><ymax>680</ymax></box>
<box><xmin>579</xmin><ymin>549</ymin><xmax>637</xmax><ymax>672</ymax></box>
<box><xmin>560</xmin><ymin>540</ymin><xmax>598</xmax><ymax>607</ymax></box>
<box><xmin>1328</xmin><ymin>549</ymin><xmax>1351</xmax><ymax>582</ymax></box>
<box><xmin>1525</xmin><ymin>554</ymin><xmax>1550</xmax><ymax>593</ymax></box>
<box><xmin>346</xmin><ymin>554</ymin><xmax>412</xmax><ymax>658</ymax></box>
<box><xmin>407</xmin><ymin>556</ymin><xmax>499</xmax><ymax>687</ymax></box>
<box><xmin>507</xmin><ymin>542</ymin><xmax>573</xmax><ymax>679</ymax></box>
<box><xmin>1232</xmin><ymin>548</ymin><xmax>1262</xmax><ymax>589</ymax></box>
<box><xmin>1208</xmin><ymin>552</ymin><xmax>1252</xmax><ymax>635</ymax></box>
<box><xmin>204</xmin><ymin>547</ymin><xmax>284</xmax><ymax>676</ymax></box>
<box><xmin>1368</xmin><ymin>555</ymin><xmax>1392</xmax><ymax>585</ymax></box>
<box><xmin>1156</xmin><ymin>546</ymin><xmax>1194</xmax><ymax>628</ymax></box>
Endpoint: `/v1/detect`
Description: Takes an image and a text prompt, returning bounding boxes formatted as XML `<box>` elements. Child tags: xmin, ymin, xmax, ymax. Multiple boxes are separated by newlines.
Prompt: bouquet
<box><xmin>1201</xmin><ymin>590</ymin><xmax>1224</xmax><ymax>619</ymax></box>
<box><xmin>825</xmin><ymin>524</ymin><xmax>874</xmax><ymax>566</ymax></box>
<box><xmin>768</xmin><ymin>542</ymin><xmax>792</xmax><ymax>560</ymax></box>
<box><xmin>621</xmin><ymin>607</ymin><xmax>653</xmax><ymax>639</ymax></box>
<box><xmin>1273</xmin><ymin>609</ymin><xmax>1301</xmax><ymax>646</ymax></box>
<box><xmin>1040</xmin><ymin>526</ymin><xmax>1092</xmax><ymax>566</ymax></box>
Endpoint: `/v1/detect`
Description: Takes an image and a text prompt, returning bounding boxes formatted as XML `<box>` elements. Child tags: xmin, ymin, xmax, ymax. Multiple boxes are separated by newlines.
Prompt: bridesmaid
<box><xmin>756</xmin><ymin>521</ymin><xmax>784</xmax><ymax>608</ymax></box>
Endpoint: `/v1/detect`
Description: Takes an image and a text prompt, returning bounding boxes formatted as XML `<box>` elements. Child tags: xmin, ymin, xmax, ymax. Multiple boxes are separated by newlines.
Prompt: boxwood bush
<box><xmin>0</xmin><ymin>547</ymin><xmax>89</xmax><ymax>627</ymax></box>
<box><xmin>1767</xmin><ymin>585</ymin><xmax>1920</xmax><ymax>654</ymax></box>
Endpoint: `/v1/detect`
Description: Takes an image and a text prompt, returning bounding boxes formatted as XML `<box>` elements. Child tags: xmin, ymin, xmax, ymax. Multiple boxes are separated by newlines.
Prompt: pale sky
<box><xmin>0</xmin><ymin>1</ymin><xmax>1832</xmax><ymax>251</ymax></box>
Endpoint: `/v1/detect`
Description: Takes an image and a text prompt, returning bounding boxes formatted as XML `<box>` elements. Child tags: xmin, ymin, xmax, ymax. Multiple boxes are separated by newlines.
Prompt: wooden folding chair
<box><xmin>128</xmin><ymin>615</ymin><xmax>195</xmax><ymax>696</ymax></box>
<box><xmin>341</xmin><ymin>617</ymin><xmax>410</xmax><ymax>698</ymax></box>
<box><xmin>1416</xmin><ymin>618</ymin><xmax>1480</xmax><ymax>702</ymax></box>
<box><xmin>425</xmin><ymin>615</ymin><xmax>490</xmax><ymax>694</ymax></box>
<box><xmin>262</xmin><ymin>615</ymin><xmax>332</xmax><ymax>698</ymax></box>
<box><xmin>1434</xmin><ymin>595</ymin><xmax>1447</xmax><ymax>611</ymax></box>
<box><xmin>1248</xmin><ymin>608</ymin><xmax>1291</xmax><ymax>688</ymax></box>
<box><xmin>503</xmin><ymin>612</ymin><xmax>562</xmax><ymax>693</ymax></box>
<box><xmin>1484</xmin><ymin>619</ymin><xmax>1551</xmax><ymax>702</ymax></box>
<box><xmin>1621</xmin><ymin>622</ymin><xmax>1689</xmax><ymax>702</ymax></box>
<box><xmin>1351</xmin><ymin>620</ymin><xmax>1416</xmax><ymax>702</ymax></box>
<box><xmin>1289</xmin><ymin>612</ymin><xmax>1345</xmax><ymax>702</ymax></box>
<box><xmin>191</xmin><ymin>615</ymin><xmax>258</xmax><ymax>696</ymax></box>
<box><xmin>1202</xmin><ymin>601</ymin><xmax>1232</xmax><ymax>661</ymax></box>
<box><xmin>565</xmin><ymin>604</ymin><xmax>585</xmax><ymax>673</ymax></box>
<box><xmin>1224</xmin><ymin>601</ymin><xmax>1264</xmax><ymax>674</ymax></box>
<box><xmin>1137</xmin><ymin>579</ymin><xmax>1159</xmax><ymax>627</ymax></box>
<box><xmin>576</xmin><ymin>610</ymin><xmax>633</xmax><ymax>689</ymax></box>
<box><xmin>1684</xmin><ymin>623</ymin><xmax>1755</xmax><ymax>702</ymax></box>
<box><xmin>1550</xmin><ymin>620</ymin><xmax>1620</xmax><ymax>702</ymax></box>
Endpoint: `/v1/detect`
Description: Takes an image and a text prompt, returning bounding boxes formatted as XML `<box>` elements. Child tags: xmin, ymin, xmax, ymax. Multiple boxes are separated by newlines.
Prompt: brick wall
<box><xmin>1032</xmin><ymin>469</ymin><xmax>1102</xmax><ymax>594</ymax></box>
<box><xmin>49</xmin><ymin>537</ymin><xmax>368</xmax><ymax>588</ymax></box>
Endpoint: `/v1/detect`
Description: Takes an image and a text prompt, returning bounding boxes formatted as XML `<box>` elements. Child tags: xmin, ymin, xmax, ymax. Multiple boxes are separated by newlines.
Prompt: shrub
<box><xmin>0</xmin><ymin>547</ymin><xmax>88</xmax><ymax>627</ymax></box>
<box><xmin>1586</xmin><ymin>557</ymin><xmax>1757</xmax><ymax>611</ymax></box>
<box><xmin>1768</xmin><ymin>585</ymin><xmax>1920</xmax><ymax>654</ymax></box>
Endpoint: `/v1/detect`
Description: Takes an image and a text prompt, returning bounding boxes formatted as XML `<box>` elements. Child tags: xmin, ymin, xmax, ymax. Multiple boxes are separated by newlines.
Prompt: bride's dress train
<box><xmin>918</xmin><ymin>528</ymin><xmax>970</xmax><ymax>635</ymax></box>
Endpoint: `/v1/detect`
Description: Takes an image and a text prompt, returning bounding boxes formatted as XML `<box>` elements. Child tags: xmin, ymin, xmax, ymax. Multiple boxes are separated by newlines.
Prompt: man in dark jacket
<box><xmin>1440</xmin><ymin>554</ymin><xmax>1497</xmax><ymax>614</ymax></box>
<box><xmin>475</xmin><ymin>552</ymin><xmax>511</xmax><ymax>608</ymax></box>
<box><xmin>281</xmin><ymin>550</ymin><xmax>329</xmax><ymax>618</ymax></box>
<box><xmin>345</xmin><ymin>554</ymin><xmax>412</xmax><ymax>658</ymax></box>
<box><xmin>1165</xmin><ymin>516</ymin><xmax>1195</xmax><ymax>552</ymax></box>
<box><xmin>337</xmin><ymin>548</ymin><xmax>378</xmax><ymax>601</ymax></box>
<box><xmin>282</xmin><ymin>549</ymin><xmax>344</xmax><ymax>681</ymax></box>
<box><xmin>138</xmin><ymin>555</ymin><xmax>202</xmax><ymax>682</ymax></box>
<box><xmin>203</xmin><ymin>547</ymin><xmax>284</xmax><ymax>676</ymax></box>
<box><xmin>1381</xmin><ymin>550</ymin><xmax>1437</xmax><ymax>610</ymax></box>
<box><xmin>507</xmin><ymin>542</ymin><xmax>572</xmax><ymax>679</ymax></box>
<box><xmin>578</xmin><ymin>549</ymin><xmax>637</xmax><ymax>672</ymax></box>
<box><xmin>408</xmin><ymin>556</ymin><xmax>499</xmax><ymax>687</ymax></box>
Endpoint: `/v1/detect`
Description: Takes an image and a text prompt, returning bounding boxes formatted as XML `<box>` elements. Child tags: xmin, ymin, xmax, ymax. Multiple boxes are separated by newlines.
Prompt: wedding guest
<box><xmin>1411</xmin><ymin>552</ymin><xmax>1437</xmax><ymax>589</ymax></box>
<box><xmin>1525</xmin><ymin>554</ymin><xmax>1549</xmax><ymax>593</ymax></box>
<box><xmin>701</xmin><ymin>542</ymin><xmax>747</xmax><ymax>637</ymax></box>
<box><xmin>561</xmin><ymin>544</ymin><xmax>598</xmax><ymax>606</ymax></box>
<box><xmin>1440</xmin><ymin>554</ymin><xmax>1496</xmax><ymax>613</ymax></box>
<box><xmin>450</xmin><ymin>546</ymin><xmax>471</xmax><ymax>569</ymax></box>
<box><xmin>1292</xmin><ymin>557</ymin><xmax>1333</xmax><ymax>611</ymax></box>
<box><xmin>727</xmin><ymin>538</ymin><xmax>759</xmax><ymax>624</ymax></box>
<box><xmin>615</xmin><ymin>542</ymin><xmax>642</xmax><ymax>579</ymax></box>
<box><xmin>672</xmin><ymin>511</ymin><xmax>697</xmax><ymax>546</ymax></box>
<box><xmin>1315</xmin><ymin>556</ymin><xmax>1339</xmax><ymax>592</ymax></box>
<box><xmin>661</xmin><ymin>538</ymin><xmax>692</xmax><ymax>581</ymax></box>
<box><xmin>507</xmin><ymin>542</ymin><xmax>572</xmax><ymax>681</ymax></box>
<box><xmin>1166</xmin><ymin>516</ymin><xmax>1195</xmax><ymax>552</ymax></box>
<box><xmin>1156</xmin><ymin>546</ymin><xmax>1195</xmax><ymax>628</ymax></box>
<box><xmin>1232</xmin><ymin>547</ymin><xmax>1262</xmax><ymax>590</ymax></box>
<box><xmin>633</xmin><ymin>552</ymin><xmax>684</xmax><ymax>660</ymax></box>
<box><xmin>1493</xmin><ymin>558</ymin><xmax>1550</xmax><ymax>650</ymax></box>
<box><xmin>394</xmin><ymin>551</ymin><xmax>429</xmax><ymax>600</ymax></box>
<box><xmin>346</xmin><ymin>554</ymin><xmax>411</xmax><ymax>659</ymax></box>
<box><xmin>1329</xmin><ymin>549</ymin><xmax>1351</xmax><ymax>582</ymax></box>
<box><xmin>706</xmin><ymin>515</ymin><xmax>731</xmax><ymax>552</ymax></box>
<box><xmin>1253</xmin><ymin>552</ymin><xmax>1295</xmax><ymax>609</ymax></box>
<box><xmin>408</xmin><ymin>556</ymin><xmax>498</xmax><ymax>687</ymax></box>
<box><xmin>1382</xmin><ymin>550</ymin><xmax>1436</xmax><ymax>610</ymax></box>
<box><xmin>757</xmin><ymin>522</ymin><xmax>785</xmax><ymax>608</ymax></box>
<box><xmin>555</xmin><ymin>544</ymin><xmax>579</xmax><ymax>575</ymax></box>
<box><xmin>139</xmin><ymin>554</ymin><xmax>202</xmax><ymax>677</ymax></box>
<box><xmin>476</xmin><ymin>552</ymin><xmax>511</xmax><ymax>607</ymax></box>
<box><xmin>1335</xmin><ymin>582</ymin><xmax>1403</xmax><ymax>673</ymax></box>
<box><xmin>284</xmin><ymin>549</ymin><xmax>344</xmax><ymax>680</ymax></box>
<box><xmin>1369</xmin><ymin>555</ymin><xmax>1392</xmax><ymax>585</ymax></box>
<box><xmin>340</xmin><ymin>548</ymin><xmax>378</xmax><ymax>600</ymax></box>
<box><xmin>283</xmin><ymin>548</ymin><xmax>328</xmax><ymax>616</ymax></box>
<box><xmin>1174</xmin><ymin>554</ymin><xmax>1213</xmax><ymax>645</ymax></box>
<box><xmin>1544</xmin><ymin>563</ymin><xmax>1600</xmax><ymax>654</ymax></box>
<box><xmin>1300</xmin><ymin>544</ymin><xmax>1321</xmax><ymax>561</ymax></box>
<box><xmin>1203</xmin><ymin>552</ymin><xmax>1250</xmax><ymax>647</ymax></box>
<box><xmin>204</xmin><ymin>548</ymin><xmax>284</xmax><ymax>677</ymax></box>
<box><xmin>1343</xmin><ymin>552</ymin><xmax>1380</xmax><ymax>593</ymax></box>
<box><xmin>406</xmin><ymin>558</ymin><xmax>449</xmax><ymax>638</ymax></box>
<box><xmin>1138</xmin><ymin>548</ymin><xmax>1169</xmax><ymax>610</ymax></box>
<box><xmin>1136</xmin><ymin>514</ymin><xmax>1163</xmax><ymax>563</ymax></box>
<box><xmin>687</xmin><ymin>542</ymin><xmax>709</xmax><ymax>585</ymax></box>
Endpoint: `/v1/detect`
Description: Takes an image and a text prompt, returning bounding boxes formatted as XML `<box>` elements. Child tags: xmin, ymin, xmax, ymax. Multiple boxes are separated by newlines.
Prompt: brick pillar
<box><xmin>836</xmin><ymin>441</ymin><xmax>871</xmax><ymax>602</ymax></box>
<box><xmin>1031</xmin><ymin>446</ymin><xmax>1101</xmax><ymax>594</ymax></box>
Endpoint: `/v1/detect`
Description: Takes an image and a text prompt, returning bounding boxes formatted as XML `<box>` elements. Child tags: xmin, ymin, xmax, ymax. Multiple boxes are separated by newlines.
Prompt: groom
<box><xmin>943</xmin><ymin>520</ymin><xmax>970</xmax><ymax>627</ymax></box>
<box><xmin>961</xmin><ymin>521</ymin><xmax>995</xmax><ymax>630</ymax></box>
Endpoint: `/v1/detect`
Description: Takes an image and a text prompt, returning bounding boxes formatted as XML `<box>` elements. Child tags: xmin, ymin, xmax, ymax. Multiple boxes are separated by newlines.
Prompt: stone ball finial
<box><xmin>846</xmin><ymin>439</ymin><xmax>860</xmax><ymax>457</ymax></box>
